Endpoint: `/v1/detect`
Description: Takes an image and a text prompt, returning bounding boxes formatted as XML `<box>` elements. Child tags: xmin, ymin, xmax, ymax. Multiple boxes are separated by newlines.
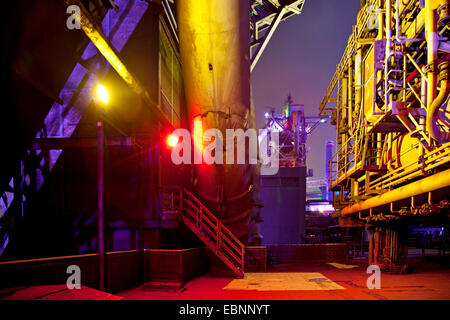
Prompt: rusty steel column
<box><xmin>176</xmin><ymin>0</ymin><xmax>253</xmax><ymax>242</ymax></box>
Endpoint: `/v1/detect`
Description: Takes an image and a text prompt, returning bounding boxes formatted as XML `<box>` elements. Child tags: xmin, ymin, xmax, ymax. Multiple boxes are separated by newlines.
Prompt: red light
<box><xmin>167</xmin><ymin>134</ymin><xmax>179</xmax><ymax>147</ymax></box>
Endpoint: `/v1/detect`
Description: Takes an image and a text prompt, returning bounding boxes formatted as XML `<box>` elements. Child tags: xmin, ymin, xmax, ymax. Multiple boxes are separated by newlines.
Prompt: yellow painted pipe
<box><xmin>342</xmin><ymin>77</ymin><xmax>348</xmax><ymax>120</ymax></box>
<box><xmin>348</xmin><ymin>61</ymin><xmax>353</xmax><ymax>129</ymax></box>
<box><xmin>427</xmin><ymin>62</ymin><xmax>450</xmax><ymax>141</ymax></box>
<box><xmin>377</xmin><ymin>0</ymin><xmax>384</xmax><ymax>41</ymax></box>
<box><xmin>355</xmin><ymin>47</ymin><xmax>363</xmax><ymax>107</ymax></box>
<box><xmin>340</xmin><ymin>167</ymin><xmax>450</xmax><ymax>215</ymax></box>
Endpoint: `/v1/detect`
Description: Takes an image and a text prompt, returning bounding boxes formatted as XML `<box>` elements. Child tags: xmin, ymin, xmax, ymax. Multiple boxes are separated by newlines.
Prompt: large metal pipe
<box><xmin>340</xmin><ymin>167</ymin><xmax>450</xmax><ymax>215</ymax></box>
<box><xmin>377</xmin><ymin>0</ymin><xmax>384</xmax><ymax>41</ymax></box>
<box><xmin>425</xmin><ymin>0</ymin><xmax>450</xmax><ymax>142</ymax></box>
<box><xmin>425</xmin><ymin>0</ymin><xmax>438</xmax><ymax>108</ymax></box>
<box><xmin>395</xmin><ymin>0</ymin><xmax>401</xmax><ymax>41</ymax></box>
<box><xmin>342</xmin><ymin>77</ymin><xmax>348</xmax><ymax>120</ymax></box>
<box><xmin>386</xmin><ymin>0</ymin><xmax>392</xmax><ymax>53</ymax></box>
<box><xmin>427</xmin><ymin>61</ymin><xmax>450</xmax><ymax>141</ymax></box>
<box><xmin>176</xmin><ymin>0</ymin><xmax>253</xmax><ymax>242</ymax></box>
<box><xmin>348</xmin><ymin>60</ymin><xmax>353</xmax><ymax>129</ymax></box>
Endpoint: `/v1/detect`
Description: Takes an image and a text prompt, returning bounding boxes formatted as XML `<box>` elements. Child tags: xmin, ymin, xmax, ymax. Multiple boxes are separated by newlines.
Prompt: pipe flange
<box><xmin>438</xmin><ymin>61</ymin><xmax>449</xmax><ymax>81</ymax></box>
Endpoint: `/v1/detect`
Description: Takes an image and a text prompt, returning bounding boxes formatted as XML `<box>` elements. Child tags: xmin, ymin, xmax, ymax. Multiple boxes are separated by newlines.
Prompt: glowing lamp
<box><xmin>167</xmin><ymin>134</ymin><xmax>179</xmax><ymax>147</ymax></box>
<box><xmin>94</xmin><ymin>84</ymin><xmax>110</xmax><ymax>105</ymax></box>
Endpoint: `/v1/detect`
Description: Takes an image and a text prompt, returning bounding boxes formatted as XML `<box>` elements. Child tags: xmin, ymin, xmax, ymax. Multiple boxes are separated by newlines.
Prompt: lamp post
<box><xmin>94</xmin><ymin>84</ymin><xmax>109</xmax><ymax>291</ymax></box>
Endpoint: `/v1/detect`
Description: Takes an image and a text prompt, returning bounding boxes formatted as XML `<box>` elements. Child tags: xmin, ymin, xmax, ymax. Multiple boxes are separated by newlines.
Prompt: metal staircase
<box><xmin>160</xmin><ymin>187</ymin><xmax>245</xmax><ymax>278</ymax></box>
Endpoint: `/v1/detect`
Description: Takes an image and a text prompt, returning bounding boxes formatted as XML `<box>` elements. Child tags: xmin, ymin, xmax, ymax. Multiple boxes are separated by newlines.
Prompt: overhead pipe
<box><xmin>340</xmin><ymin>167</ymin><xmax>450</xmax><ymax>216</ymax></box>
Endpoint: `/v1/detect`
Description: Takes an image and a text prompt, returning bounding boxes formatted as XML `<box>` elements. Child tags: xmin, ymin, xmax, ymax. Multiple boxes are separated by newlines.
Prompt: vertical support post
<box><xmin>342</xmin><ymin>76</ymin><xmax>349</xmax><ymax>173</ymax></box>
<box><xmin>385</xmin><ymin>0</ymin><xmax>393</xmax><ymax>109</ymax></box>
<box><xmin>354</xmin><ymin>45</ymin><xmax>363</xmax><ymax>162</ymax></box>
<box><xmin>374</xmin><ymin>229</ymin><xmax>380</xmax><ymax>265</ymax></box>
<box><xmin>179</xmin><ymin>188</ymin><xmax>183</xmax><ymax>214</ymax></box>
<box><xmin>97</xmin><ymin>120</ymin><xmax>105</xmax><ymax>292</ymax></box>
<box><xmin>355</xmin><ymin>47</ymin><xmax>363</xmax><ymax>109</ymax></box>
<box><xmin>377</xmin><ymin>0</ymin><xmax>384</xmax><ymax>41</ymax></box>
<box><xmin>377</xmin><ymin>133</ymin><xmax>382</xmax><ymax>167</ymax></box>
<box><xmin>348</xmin><ymin>59</ymin><xmax>353</xmax><ymax>131</ymax></box>
<box><xmin>241</xmin><ymin>246</ymin><xmax>245</xmax><ymax>273</ymax></box>
<box><xmin>389</xmin><ymin>229</ymin><xmax>393</xmax><ymax>265</ymax></box>
<box><xmin>360</xmin><ymin>229</ymin><xmax>364</xmax><ymax>257</ymax></box>
<box><xmin>138</xmin><ymin>147</ymin><xmax>144</xmax><ymax>283</ymax></box>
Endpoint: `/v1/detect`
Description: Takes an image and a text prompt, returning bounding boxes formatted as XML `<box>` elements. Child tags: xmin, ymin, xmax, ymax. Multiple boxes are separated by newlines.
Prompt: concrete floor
<box><xmin>119</xmin><ymin>260</ymin><xmax>450</xmax><ymax>300</ymax></box>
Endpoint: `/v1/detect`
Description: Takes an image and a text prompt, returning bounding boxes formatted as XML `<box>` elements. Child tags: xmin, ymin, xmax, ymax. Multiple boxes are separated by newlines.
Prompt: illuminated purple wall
<box><xmin>260</xmin><ymin>167</ymin><xmax>306</xmax><ymax>245</ymax></box>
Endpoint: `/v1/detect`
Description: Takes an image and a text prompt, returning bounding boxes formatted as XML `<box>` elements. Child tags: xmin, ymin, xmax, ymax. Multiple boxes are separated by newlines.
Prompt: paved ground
<box><xmin>119</xmin><ymin>260</ymin><xmax>450</xmax><ymax>300</ymax></box>
<box><xmin>2</xmin><ymin>258</ymin><xmax>448</xmax><ymax>300</ymax></box>
<box><xmin>1</xmin><ymin>285</ymin><xmax>123</xmax><ymax>300</ymax></box>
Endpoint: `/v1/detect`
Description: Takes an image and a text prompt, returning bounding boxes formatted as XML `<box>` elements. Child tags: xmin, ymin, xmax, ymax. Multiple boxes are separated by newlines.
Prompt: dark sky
<box><xmin>252</xmin><ymin>0</ymin><xmax>361</xmax><ymax>179</ymax></box>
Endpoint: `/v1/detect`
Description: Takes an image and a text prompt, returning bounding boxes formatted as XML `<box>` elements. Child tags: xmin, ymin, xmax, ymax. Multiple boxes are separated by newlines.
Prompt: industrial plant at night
<box><xmin>0</xmin><ymin>0</ymin><xmax>449</xmax><ymax>305</ymax></box>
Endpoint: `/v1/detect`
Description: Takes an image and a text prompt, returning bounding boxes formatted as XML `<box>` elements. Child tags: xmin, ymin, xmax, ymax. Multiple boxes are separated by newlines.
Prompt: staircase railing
<box><xmin>160</xmin><ymin>187</ymin><xmax>245</xmax><ymax>278</ymax></box>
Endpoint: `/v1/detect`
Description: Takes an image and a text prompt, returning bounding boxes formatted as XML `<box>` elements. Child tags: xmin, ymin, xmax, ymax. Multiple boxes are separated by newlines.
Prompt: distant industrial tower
<box><xmin>259</xmin><ymin>96</ymin><xmax>328</xmax><ymax>245</ymax></box>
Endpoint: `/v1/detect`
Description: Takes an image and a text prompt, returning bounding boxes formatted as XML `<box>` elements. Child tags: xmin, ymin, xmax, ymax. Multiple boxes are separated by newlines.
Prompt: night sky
<box><xmin>252</xmin><ymin>0</ymin><xmax>361</xmax><ymax>179</ymax></box>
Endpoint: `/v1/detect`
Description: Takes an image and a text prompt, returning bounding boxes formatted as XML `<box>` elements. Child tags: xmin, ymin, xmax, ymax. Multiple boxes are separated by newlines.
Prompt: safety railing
<box><xmin>328</xmin><ymin>133</ymin><xmax>386</xmax><ymax>191</ymax></box>
<box><xmin>328</xmin><ymin>134</ymin><xmax>358</xmax><ymax>187</ymax></box>
<box><xmin>159</xmin><ymin>187</ymin><xmax>245</xmax><ymax>278</ymax></box>
<box><xmin>363</xmin><ymin>141</ymin><xmax>450</xmax><ymax>194</ymax></box>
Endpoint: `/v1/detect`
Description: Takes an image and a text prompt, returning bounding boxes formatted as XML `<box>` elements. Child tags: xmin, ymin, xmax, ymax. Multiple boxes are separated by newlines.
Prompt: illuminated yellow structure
<box><xmin>319</xmin><ymin>0</ymin><xmax>450</xmax><ymax>270</ymax></box>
